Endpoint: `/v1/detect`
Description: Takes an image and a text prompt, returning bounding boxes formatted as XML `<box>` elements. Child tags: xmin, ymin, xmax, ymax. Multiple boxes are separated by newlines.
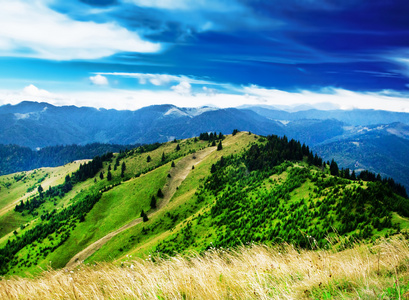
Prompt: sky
<box><xmin>0</xmin><ymin>0</ymin><xmax>408</xmax><ymax>111</ymax></box>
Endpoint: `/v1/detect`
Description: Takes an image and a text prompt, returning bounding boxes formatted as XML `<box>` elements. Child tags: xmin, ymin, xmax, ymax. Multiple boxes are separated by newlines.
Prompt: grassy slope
<box><xmin>2</xmin><ymin>137</ymin><xmax>212</xmax><ymax>275</ymax></box>
<box><xmin>2</xmin><ymin>132</ymin><xmax>409</xmax><ymax>279</ymax></box>
<box><xmin>0</xmin><ymin>161</ymin><xmax>88</xmax><ymax>244</ymax></box>
<box><xmin>2</xmin><ymin>237</ymin><xmax>409</xmax><ymax>299</ymax></box>
<box><xmin>87</xmin><ymin>132</ymin><xmax>259</xmax><ymax>263</ymax></box>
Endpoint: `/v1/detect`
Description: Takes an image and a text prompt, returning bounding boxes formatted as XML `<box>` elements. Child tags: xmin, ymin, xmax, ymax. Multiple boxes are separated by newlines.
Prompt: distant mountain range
<box><xmin>1</xmin><ymin>101</ymin><xmax>409</xmax><ymax>190</ymax></box>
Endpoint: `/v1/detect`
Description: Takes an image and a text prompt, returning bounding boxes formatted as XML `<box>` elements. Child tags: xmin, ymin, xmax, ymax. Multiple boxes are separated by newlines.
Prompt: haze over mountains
<box><xmin>2</xmin><ymin>101</ymin><xmax>409</xmax><ymax>190</ymax></box>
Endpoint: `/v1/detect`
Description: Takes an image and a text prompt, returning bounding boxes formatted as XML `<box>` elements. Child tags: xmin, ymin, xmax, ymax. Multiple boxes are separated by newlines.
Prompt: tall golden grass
<box><xmin>1</xmin><ymin>237</ymin><xmax>409</xmax><ymax>299</ymax></box>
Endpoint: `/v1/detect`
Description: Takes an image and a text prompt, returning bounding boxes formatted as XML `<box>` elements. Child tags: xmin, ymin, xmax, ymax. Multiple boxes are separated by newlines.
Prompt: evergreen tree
<box><xmin>121</xmin><ymin>161</ymin><xmax>126</xmax><ymax>177</ymax></box>
<box><xmin>217</xmin><ymin>141</ymin><xmax>223</xmax><ymax>151</ymax></box>
<box><xmin>157</xmin><ymin>188</ymin><xmax>164</xmax><ymax>198</ymax></box>
<box><xmin>232</xmin><ymin>129</ymin><xmax>239</xmax><ymax>136</ymax></box>
<box><xmin>107</xmin><ymin>170</ymin><xmax>112</xmax><ymax>181</ymax></box>
<box><xmin>171</xmin><ymin>161</ymin><xmax>175</xmax><ymax>167</ymax></box>
<box><xmin>330</xmin><ymin>159</ymin><xmax>339</xmax><ymax>176</ymax></box>
<box><xmin>140</xmin><ymin>209</ymin><xmax>149</xmax><ymax>222</ymax></box>
<box><xmin>150</xmin><ymin>195</ymin><xmax>157</xmax><ymax>209</ymax></box>
<box><xmin>175</xmin><ymin>144</ymin><xmax>181</xmax><ymax>151</ymax></box>
<box><xmin>218</xmin><ymin>132</ymin><xmax>224</xmax><ymax>139</ymax></box>
<box><xmin>192</xmin><ymin>165</ymin><xmax>195</xmax><ymax>170</ymax></box>
<box><xmin>161</xmin><ymin>152</ymin><xmax>166</xmax><ymax>162</ymax></box>
<box><xmin>211</xmin><ymin>164</ymin><xmax>216</xmax><ymax>173</ymax></box>
<box><xmin>108</xmin><ymin>164</ymin><xmax>111</xmax><ymax>171</ymax></box>
<box><xmin>211</xmin><ymin>140</ymin><xmax>216</xmax><ymax>146</ymax></box>
<box><xmin>99</xmin><ymin>172</ymin><xmax>104</xmax><ymax>180</ymax></box>
<box><xmin>147</xmin><ymin>155</ymin><xmax>151</xmax><ymax>163</ymax></box>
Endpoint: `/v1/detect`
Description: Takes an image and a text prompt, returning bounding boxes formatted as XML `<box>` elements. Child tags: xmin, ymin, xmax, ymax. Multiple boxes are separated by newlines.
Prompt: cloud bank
<box><xmin>1</xmin><ymin>84</ymin><xmax>409</xmax><ymax>113</ymax></box>
<box><xmin>0</xmin><ymin>0</ymin><xmax>160</xmax><ymax>60</ymax></box>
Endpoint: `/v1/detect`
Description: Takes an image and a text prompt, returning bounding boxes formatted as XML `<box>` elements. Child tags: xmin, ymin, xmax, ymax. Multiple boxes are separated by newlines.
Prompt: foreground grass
<box><xmin>1</xmin><ymin>237</ymin><xmax>409</xmax><ymax>299</ymax></box>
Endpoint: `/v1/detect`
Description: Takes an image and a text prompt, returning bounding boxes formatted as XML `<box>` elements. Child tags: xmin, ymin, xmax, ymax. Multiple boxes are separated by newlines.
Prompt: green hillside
<box><xmin>0</xmin><ymin>131</ymin><xmax>408</xmax><ymax>277</ymax></box>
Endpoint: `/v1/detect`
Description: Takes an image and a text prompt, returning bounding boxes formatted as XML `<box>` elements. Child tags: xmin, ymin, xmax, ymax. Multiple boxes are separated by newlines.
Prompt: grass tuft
<box><xmin>1</xmin><ymin>237</ymin><xmax>409</xmax><ymax>299</ymax></box>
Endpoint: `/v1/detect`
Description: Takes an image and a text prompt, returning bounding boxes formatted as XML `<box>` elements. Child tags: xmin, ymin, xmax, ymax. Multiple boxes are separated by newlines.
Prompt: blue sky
<box><xmin>0</xmin><ymin>0</ymin><xmax>408</xmax><ymax>111</ymax></box>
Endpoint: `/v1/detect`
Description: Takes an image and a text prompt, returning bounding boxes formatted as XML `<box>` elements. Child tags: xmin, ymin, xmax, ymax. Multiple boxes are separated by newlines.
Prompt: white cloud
<box><xmin>0</xmin><ymin>0</ymin><xmax>160</xmax><ymax>60</ymax></box>
<box><xmin>1</xmin><ymin>84</ymin><xmax>409</xmax><ymax>113</ymax></box>
<box><xmin>89</xmin><ymin>75</ymin><xmax>109</xmax><ymax>86</ymax></box>
<box><xmin>171</xmin><ymin>81</ymin><xmax>191</xmax><ymax>95</ymax></box>
<box><xmin>241</xmin><ymin>85</ymin><xmax>409</xmax><ymax>112</ymax></box>
<box><xmin>202</xmin><ymin>86</ymin><xmax>218</xmax><ymax>96</ymax></box>
<box><xmin>23</xmin><ymin>84</ymin><xmax>53</xmax><ymax>97</ymax></box>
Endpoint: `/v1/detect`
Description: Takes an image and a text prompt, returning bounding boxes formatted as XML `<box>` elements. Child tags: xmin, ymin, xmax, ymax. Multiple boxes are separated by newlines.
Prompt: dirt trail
<box><xmin>66</xmin><ymin>146</ymin><xmax>216</xmax><ymax>268</ymax></box>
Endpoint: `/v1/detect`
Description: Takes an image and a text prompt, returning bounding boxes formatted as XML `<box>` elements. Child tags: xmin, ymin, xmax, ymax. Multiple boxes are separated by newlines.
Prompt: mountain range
<box><xmin>1</xmin><ymin>101</ymin><xmax>409</xmax><ymax>191</ymax></box>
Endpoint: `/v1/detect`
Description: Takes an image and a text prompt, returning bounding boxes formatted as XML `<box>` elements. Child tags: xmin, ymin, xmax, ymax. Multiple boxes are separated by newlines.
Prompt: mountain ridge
<box><xmin>2</xmin><ymin>101</ymin><xmax>409</xmax><ymax>192</ymax></box>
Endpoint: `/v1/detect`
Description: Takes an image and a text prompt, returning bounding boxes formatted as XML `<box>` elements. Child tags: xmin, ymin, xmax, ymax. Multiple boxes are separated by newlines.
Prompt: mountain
<box><xmin>244</xmin><ymin>105</ymin><xmax>409</xmax><ymax>126</ymax></box>
<box><xmin>0</xmin><ymin>101</ymin><xmax>283</xmax><ymax>148</ymax></box>
<box><xmin>2</xmin><ymin>100</ymin><xmax>409</xmax><ymax>192</ymax></box>
<box><xmin>0</xmin><ymin>132</ymin><xmax>408</xmax><ymax>278</ymax></box>
<box><xmin>313</xmin><ymin>122</ymin><xmax>409</xmax><ymax>191</ymax></box>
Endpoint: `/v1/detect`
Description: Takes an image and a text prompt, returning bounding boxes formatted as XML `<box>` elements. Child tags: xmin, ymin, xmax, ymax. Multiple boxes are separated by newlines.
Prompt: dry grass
<box><xmin>1</xmin><ymin>237</ymin><xmax>409</xmax><ymax>299</ymax></box>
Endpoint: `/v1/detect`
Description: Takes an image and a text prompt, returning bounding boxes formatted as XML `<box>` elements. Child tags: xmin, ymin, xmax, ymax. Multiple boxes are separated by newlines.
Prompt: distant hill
<box><xmin>313</xmin><ymin>123</ymin><xmax>409</xmax><ymax>191</ymax></box>
<box><xmin>0</xmin><ymin>143</ymin><xmax>136</xmax><ymax>176</ymax></box>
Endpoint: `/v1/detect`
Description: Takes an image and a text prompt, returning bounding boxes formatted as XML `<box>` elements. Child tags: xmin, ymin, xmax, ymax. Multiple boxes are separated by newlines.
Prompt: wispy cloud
<box><xmin>0</xmin><ymin>0</ymin><xmax>160</xmax><ymax>60</ymax></box>
<box><xmin>95</xmin><ymin>72</ymin><xmax>225</xmax><ymax>87</ymax></box>
<box><xmin>123</xmin><ymin>0</ymin><xmax>237</xmax><ymax>12</ymax></box>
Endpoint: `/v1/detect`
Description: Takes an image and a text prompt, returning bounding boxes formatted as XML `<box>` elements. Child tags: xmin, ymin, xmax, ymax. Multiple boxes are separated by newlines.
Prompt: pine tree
<box><xmin>150</xmin><ymin>196</ymin><xmax>157</xmax><ymax>209</ymax></box>
<box><xmin>217</xmin><ymin>141</ymin><xmax>223</xmax><ymax>151</ymax></box>
<box><xmin>140</xmin><ymin>209</ymin><xmax>149</xmax><ymax>222</ymax></box>
<box><xmin>330</xmin><ymin>159</ymin><xmax>339</xmax><ymax>176</ymax></box>
<box><xmin>99</xmin><ymin>172</ymin><xmax>104</xmax><ymax>180</ymax></box>
<box><xmin>121</xmin><ymin>161</ymin><xmax>126</xmax><ymax>177</ymax></box>
<box><xmin>147</xmin><ymin>155</ymin><xmax>151</xmax><ymax>163</ymax></box>
<box><xmin>211</xmin><ymin>140</ymin><xmax>216</xmax><ymax>146</ymax></box>
<box><xmin>157</xmin><ymin>188</ymin><xmax>164</xmax><ymax>198</ymax></box>
<box><xmin>171</xmin><ymin>161</ymin><xmax>175</xmax><ymax>167</ymax></box>
<box><xmin>161</xmin><ymin>152</ymin><xmax>166</xmax><ymax>162</ymax></box>
<box><xmin>175</xmin><ymin>144</ymin><xmax>181</xmax><ymax>151</ymax></box>
<box><xmin>107</xmin><ymin>171</ymin><xmax>112</xmax><ymax>181</ymax></box>
<box><xmin>211</xmin><ymin>164</ymin><xmax>216</xmax><ymax>173</ymax></box>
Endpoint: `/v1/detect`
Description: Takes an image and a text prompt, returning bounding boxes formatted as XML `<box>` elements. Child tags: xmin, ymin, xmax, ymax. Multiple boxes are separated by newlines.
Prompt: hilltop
<box><xmin>0</xmin><ymin>131</ymin><xmax>408</xmax><ymax>281</ymax></box>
